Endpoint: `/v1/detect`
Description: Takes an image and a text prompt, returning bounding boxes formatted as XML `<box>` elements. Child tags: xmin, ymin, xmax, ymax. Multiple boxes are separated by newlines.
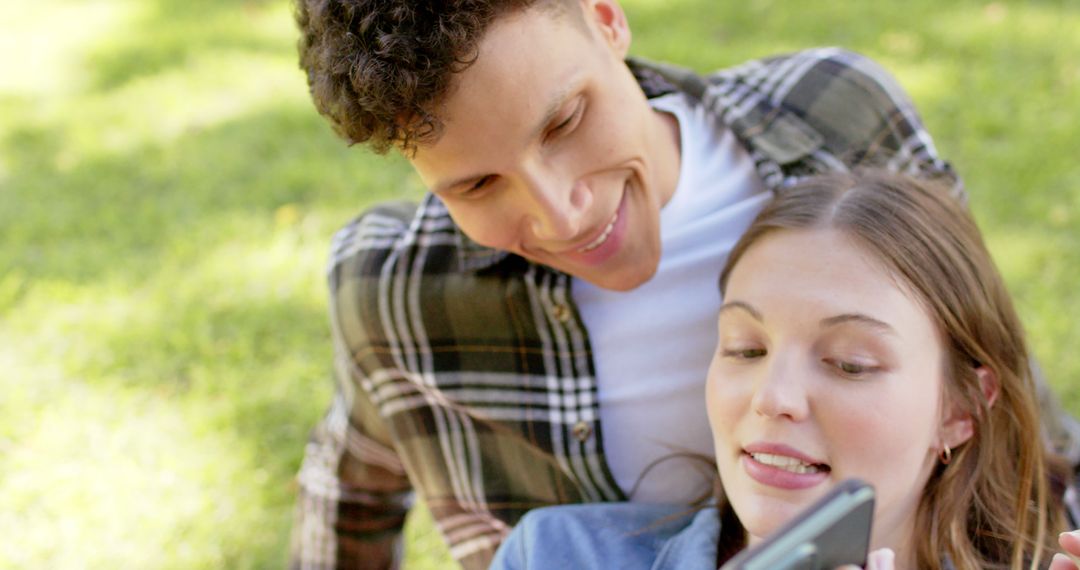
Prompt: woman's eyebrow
<box><xmin>717</xmin><ymin>300</ymin><xmax>763</xmax><ymax>323</ymax></box>
<box><xmin>819</xmin><ymin>313</ymin><xmax>898</xmax><ymax>336</ymax></box>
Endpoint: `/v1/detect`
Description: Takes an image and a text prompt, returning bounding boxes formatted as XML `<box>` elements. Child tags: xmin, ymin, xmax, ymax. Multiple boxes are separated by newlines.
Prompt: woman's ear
<box><xmin>940</xmin><ymin>365</ymin><xmax>999</xmax><ymax>449</ymax></box>
<box><xmin>975</xmin><ymin>365</ymin><xmax>999</xmax><ymax>408</ymax></box>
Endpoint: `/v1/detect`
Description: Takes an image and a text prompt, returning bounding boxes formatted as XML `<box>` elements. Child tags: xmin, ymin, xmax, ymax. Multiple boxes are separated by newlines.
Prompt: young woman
<box><xmin>489</xmin><ymin>171</ymin><xmax>1071</xmax><ymax>569</ymax></box>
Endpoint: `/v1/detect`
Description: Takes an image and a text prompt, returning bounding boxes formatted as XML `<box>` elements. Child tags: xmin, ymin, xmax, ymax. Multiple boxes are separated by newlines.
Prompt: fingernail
<box><xmin>870</xmin><ymin>548</ymin><xmax>895</xmax><ymax>568</ymax></box>
<box><xmin>1054</xmin><ymin>543</ymin><xmax>1080</xmax><ymax>566</ymax></box>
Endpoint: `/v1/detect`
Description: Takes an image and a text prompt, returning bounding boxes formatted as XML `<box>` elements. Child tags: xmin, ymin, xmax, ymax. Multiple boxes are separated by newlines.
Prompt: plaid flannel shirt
<box><xmin>290</xmin><ymin>48</ymin><xmax>963</xmax><ymax>570</ymax></box>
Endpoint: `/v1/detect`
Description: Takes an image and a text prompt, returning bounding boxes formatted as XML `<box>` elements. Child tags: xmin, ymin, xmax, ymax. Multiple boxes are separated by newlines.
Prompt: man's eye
<box><xmin>547</xmin><ymin>103</ymin><xmax>583</xmax><ymax>140</ymax></box>
<box><xmin>457</xmin><ymin>175</ymin><xmax>494</xmax><ymax>196</ymax></box>
<box><xmin>469</xmin><ymin>176</ymin><xmax>492</xmax><ymax>191</ymax></box>
<box><xmin>553</xmin><ymin>113</ymin><xmax>575</xmax><ymax>132</ymax></box>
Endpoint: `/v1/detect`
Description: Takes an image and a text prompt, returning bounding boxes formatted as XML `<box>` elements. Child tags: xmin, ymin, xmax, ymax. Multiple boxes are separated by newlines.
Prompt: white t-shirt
<box><xmin>571</xmin><ymin>92</ymin><xmax>771</xmax><ymax>503</ymax></box>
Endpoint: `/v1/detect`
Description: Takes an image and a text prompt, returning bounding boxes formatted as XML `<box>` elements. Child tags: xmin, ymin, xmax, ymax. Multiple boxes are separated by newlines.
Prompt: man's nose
<box><xmin>521</xmin><ymin>168</ymin><xmax>592</xmax><ymax>243</ymax></box>
<box><xmin>751</xmin><ymin>354</ymin><xmax>811</xmax><ymax>421</ymax></box>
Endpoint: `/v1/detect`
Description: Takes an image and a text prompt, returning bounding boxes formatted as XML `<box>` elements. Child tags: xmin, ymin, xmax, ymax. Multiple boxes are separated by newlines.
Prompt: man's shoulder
<box><xmin>634</xmin><ymin>47</ymin><xmax>904</xmax><ymax>117</ymax></box>
<box><xmin>709</xmin><ymin>47</ymin><xmax>891</xmax><ymax>82</ymax></box>
<box><xmin>326</xmin><ymin>195</ymin><xmax>446</xmax><ymax>274</ymax></box>
<box><xmin>701</xmin><ymin>47</ymin><xmax>957</xmax><ymax>182</ymax></box>
<box><xmin>707</xmin><ymin>47</ymin><xmax>910</xmax><ymax>113</ymax></box>
<box><xmin>325</xmin><ymin>200</ymin><xmax>410</xmax><ymax>277</ymax></box>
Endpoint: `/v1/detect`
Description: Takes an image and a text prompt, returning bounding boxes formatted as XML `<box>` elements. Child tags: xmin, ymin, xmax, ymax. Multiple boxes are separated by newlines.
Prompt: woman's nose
<box><xmin>751</xmin><ymin>355</ymin><xmax>811</xmax><ymax>421</ymax></box>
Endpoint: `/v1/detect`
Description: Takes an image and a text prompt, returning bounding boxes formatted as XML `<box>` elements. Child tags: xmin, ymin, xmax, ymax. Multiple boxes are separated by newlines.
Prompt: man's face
<box><xmin>409</xmin><ymin>0</ymin><xmax>681</xmax><ymax>291</ymax></box>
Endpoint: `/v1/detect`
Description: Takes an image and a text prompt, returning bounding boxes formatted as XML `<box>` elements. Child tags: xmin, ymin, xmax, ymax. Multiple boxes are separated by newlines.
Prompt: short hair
<box><xmin>295</xmin><ymin>0</ymin><xmax>571</xmax><ymax>154</ymax></box>
<box><xmin>719</xmin><ymin>171</ymin><xmax>1064</xmax><ymax>569</ymax></box>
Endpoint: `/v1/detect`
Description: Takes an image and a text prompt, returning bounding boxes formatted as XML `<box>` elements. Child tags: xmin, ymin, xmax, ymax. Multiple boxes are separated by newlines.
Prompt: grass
<box><xmin>0</xmin><ymin>0</ymin><xmax>1076</xmax><ymax>568</ymax></box>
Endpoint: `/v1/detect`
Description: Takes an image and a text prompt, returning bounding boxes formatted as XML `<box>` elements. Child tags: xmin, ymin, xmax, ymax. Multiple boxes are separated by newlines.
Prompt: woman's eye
<box><xmin>722</xmin><ymin>348</ymin><xmax>766</xmax><ymax>360</ymax></box>
<box><xmin>838</xmin><ymin>361</ymin><xmax>866</xmax><ymax>374</ymax></box>
<box><xmin>826</xmin><ymin>359</ymin><xmax>878</xmax><ymax>377</ymax></box>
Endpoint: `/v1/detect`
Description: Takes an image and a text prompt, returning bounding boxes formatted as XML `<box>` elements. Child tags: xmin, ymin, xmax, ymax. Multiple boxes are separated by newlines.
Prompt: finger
<box><xmin>1049</xmin><ymin>552</ymin><xmax>1079</xmax><ymax>570</ymax></box>
<box><xmin>866</xmin><ymin>548</ymin><xmax>895</xmax><ymax>570</ymax></box>
<box><xmin>1061</xmin><ymin>530</ymin><xmax>1080</xmax><ymax>557</ymax></box>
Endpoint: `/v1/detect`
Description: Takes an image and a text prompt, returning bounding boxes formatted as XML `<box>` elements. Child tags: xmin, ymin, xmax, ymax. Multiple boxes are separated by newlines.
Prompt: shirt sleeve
<box><xmin>288</xmin><ymin>337</ymin><xmax>413</xmax><ymax>570</ymax></box>
<box><xmin>289</xmin><ymin>210</ymin><xmax>416</xmax><ymax>570</ymax></box>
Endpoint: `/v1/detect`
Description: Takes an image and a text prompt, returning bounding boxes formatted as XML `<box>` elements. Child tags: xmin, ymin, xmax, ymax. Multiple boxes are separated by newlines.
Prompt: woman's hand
<box><xmin>841</xmin><ymin>533</ymin><xmax>1080</xmax><ymax>570</ymax></box>
<box><xmin>1050</xmin><ymin>530</ymin><xmax>1080</xmax><ymax>570</ymax></box>
<box><xmin>837</xmin><ymin>548</ymin><xmax>894</xmax><ymax>570</ymax></box>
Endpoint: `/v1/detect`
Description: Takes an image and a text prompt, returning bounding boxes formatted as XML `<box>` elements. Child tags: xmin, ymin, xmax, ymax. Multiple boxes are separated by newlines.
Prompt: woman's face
<box><xmin>707</xmin><ymin>228</ymin><xmax>947</xmax><ymax>553</ymax></box>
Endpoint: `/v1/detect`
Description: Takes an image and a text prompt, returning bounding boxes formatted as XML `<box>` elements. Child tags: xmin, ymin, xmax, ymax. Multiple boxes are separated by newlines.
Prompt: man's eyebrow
<box><xmin>717</xmin><ymin>301</ymin><xmax>763</xmax><ymax>323</ymax></box>
<box><xmin>430</xmin><ymin>82</ymin><xmax>581</xmax><ymax>195</ymax></box>
<box><xmin>820</xmin><ymin>313</ymin><xmax>898</xmax><ymax>336</ymax></box>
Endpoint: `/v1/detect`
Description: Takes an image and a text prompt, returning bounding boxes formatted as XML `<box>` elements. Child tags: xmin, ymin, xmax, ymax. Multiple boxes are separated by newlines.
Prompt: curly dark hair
<box><xmin>295</xmin><ymin>0</ymin><xmax>572</xmax><ymax>154</ymax></box>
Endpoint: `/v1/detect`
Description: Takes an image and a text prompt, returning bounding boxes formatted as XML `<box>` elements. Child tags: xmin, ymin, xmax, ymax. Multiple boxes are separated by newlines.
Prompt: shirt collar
<box><xmin>651</xmin><ymin>506</ymin><xmax>721</xmax><ymax>570</ymax></box>
<box><xmin>627</xmin><ymin>56</ymin><xmax>824</xmax><ymax>165</ymax></box>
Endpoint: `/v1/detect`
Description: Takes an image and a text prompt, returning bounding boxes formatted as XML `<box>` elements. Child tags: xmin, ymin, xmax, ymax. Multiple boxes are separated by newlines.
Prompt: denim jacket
<box><xmin>491</xmin><ymin>503</ymin><xmax>721</xmax><ymax>570</ymax></box>
<box><xmin>490</xmin><ymin>503</ymin><xmax>962</xmax><ymax>570</ymax></box>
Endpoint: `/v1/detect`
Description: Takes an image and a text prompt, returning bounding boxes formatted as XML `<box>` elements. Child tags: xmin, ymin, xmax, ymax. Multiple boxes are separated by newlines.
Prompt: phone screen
<box><xmin>719</xmin><ymin>478</ymin><xmax>875</xmax><ymax>570</ymax></box>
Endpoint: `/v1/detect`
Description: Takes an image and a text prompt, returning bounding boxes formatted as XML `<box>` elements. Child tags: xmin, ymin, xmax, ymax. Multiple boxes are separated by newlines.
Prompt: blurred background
<box><xmin>1</xmin><ymin>0</ymin><xmax>1076</xmax><ymax>567</ymax></box>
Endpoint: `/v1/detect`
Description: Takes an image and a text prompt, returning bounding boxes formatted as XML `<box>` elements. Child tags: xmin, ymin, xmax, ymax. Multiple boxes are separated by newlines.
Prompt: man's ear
<box><xmin>940</xmin><ymin>365</ymin><xmax>1000</xmax><ymax>449</ymax></box>
<box><xmin>582</xmin><ymin>0</ymin><xmax>631</xmax><ymax>56</ymax></box>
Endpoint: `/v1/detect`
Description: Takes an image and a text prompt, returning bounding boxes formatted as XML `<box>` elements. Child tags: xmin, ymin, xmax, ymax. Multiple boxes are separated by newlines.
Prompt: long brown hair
<box><xmin>717</xmin><ymin>171</ymin><xmax>1064</xmax><ymax>569</ymax></box>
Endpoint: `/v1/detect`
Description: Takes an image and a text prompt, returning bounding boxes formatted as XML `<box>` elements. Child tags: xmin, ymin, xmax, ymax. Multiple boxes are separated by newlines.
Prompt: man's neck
<box><xmin>650</xmin><ymin>105</ymin><xmax>682</xmax><ymax>208</ymax></box>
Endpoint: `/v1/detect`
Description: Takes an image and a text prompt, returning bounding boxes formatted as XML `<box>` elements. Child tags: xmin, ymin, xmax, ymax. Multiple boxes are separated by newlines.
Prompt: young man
<box><xmin>289</xmin><ymin>1</ymin><xmax>1078</xmax><ymax>568</ymax></box>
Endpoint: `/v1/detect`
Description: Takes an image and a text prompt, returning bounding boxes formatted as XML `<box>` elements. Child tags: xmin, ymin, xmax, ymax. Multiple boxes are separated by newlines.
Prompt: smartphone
<box><xmin>719</xmin><ymin>478</ymin><xmax>875</xmax><ymax>570</ymax></box>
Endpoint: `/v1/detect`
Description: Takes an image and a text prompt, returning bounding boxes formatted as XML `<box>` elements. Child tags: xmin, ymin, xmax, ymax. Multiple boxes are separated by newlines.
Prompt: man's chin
<box><xmin>519</xmin><ymin>247</ymin><xmax>660</xmax><ymax>291</ymax></box>
<box><xmin>577</xmin><ymin>262</ymin><xmax>659</xmax><ymax>292</ymax></box>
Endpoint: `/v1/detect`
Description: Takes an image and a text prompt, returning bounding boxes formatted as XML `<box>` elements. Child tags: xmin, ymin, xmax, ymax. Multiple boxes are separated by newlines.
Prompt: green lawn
<box><xmin>1</xmin><ymin>0</ymin><xmax>1077</xmax><ymax>568</ymax></box>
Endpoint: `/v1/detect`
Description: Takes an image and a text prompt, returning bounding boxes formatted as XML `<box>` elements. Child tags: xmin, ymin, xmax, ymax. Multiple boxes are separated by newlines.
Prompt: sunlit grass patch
<box><xmin>0</xmin><ymin>385</ymin><xmax>256</xmax><ymax>568</ymax></box>
<box><xmin>66</xmin><ymin>53</ymin><xmax>307</xmax><ymax>159</ymax></box>
<box><xmin>0</xmin><ymin>0</ymin><xmax>138</xmax><ymax>97</ymax></box>
<box><xmin>0</xmin><ymin>223</ymin><xmax>333</xmax><ymax>567</ymax></box>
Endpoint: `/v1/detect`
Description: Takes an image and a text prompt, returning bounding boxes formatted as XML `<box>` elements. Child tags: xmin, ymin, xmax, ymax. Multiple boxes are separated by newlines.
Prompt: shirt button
<box><xmin>551</xmin><ymin>303</ymin><xmax>572</xmax><ymax>323</ymax></box>
<box><xmin>572</xmin><ymin>421</ymin><xmax>592</xmax><ymax>442</ymax></box>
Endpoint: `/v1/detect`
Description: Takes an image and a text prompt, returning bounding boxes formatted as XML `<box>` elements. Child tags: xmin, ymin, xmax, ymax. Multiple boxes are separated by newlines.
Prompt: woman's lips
<box><xmin>741</xmin><ymin>444</ymin><xmax>830</xmax><ymax>490</ymax></box>
<box><xmin>748</xmin><ymin>452</ymin><xmax>825</xmax><ymax>474</ymax></box>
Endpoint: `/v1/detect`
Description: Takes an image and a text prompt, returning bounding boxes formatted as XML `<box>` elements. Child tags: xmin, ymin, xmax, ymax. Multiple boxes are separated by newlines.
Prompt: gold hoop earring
<box><xmin>940</xmin><ymin>444</ymin><xmax>952</xmax><ymax>465</ymax></box>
